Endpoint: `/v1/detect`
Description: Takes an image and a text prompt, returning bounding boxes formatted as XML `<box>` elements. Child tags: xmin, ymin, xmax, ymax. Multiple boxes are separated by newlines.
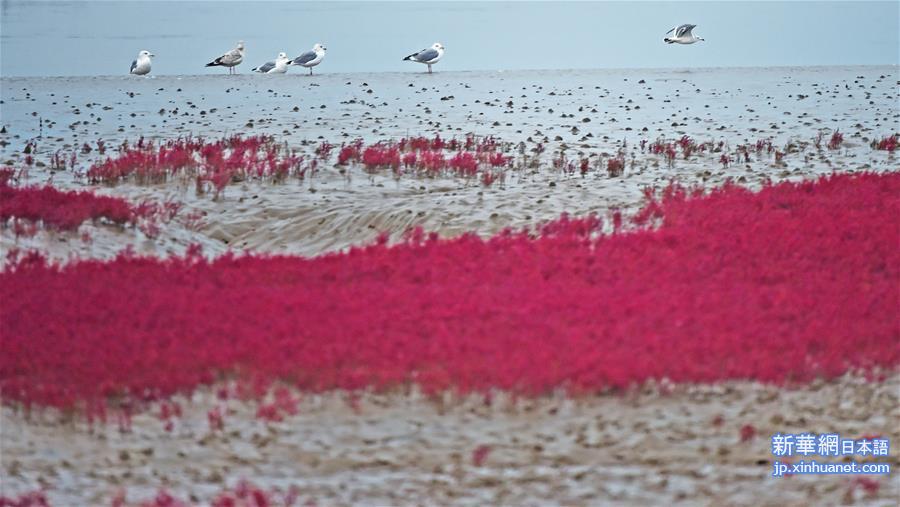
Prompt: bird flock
<box><xmin>130</xmin><ymin>25</ymin><xmax>702</xmax><ymax>76</ymax></box>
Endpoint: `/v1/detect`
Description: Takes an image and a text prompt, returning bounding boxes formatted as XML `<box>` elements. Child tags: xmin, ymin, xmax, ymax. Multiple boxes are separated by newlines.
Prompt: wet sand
<box><xmin>2</xmin><ymin>66</ymin><xmax>898</xmax><ymax>262</ymax></box>
<box><xmin>2</xmin><ymin>376</ymin><xmax>898</xmax><ymax>506</ymax></box>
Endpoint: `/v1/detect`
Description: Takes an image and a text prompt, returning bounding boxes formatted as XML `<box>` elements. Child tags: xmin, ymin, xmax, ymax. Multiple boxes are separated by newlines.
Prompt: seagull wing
<box><xmin>404</xmin><ymin>48</ymin><xmax>427</xmax><ymax>61</ymax></box>
<box><xmin>292</xmin><ymin>51</ymin><xmax>317</xmax><ymax>66</ymax></box>
<box><xmin>665</xmin><ymin>26</ymin><xmax>676</xmax><ymax>35</ymax></box>
<box><xmin>130</xmin><ymin>60</ymin><xmax>137</xmax><ymax>73</ymax></box>
<box><xmin>254</xmin><ymin>61</ymin><xmax>275</xmax><ymax>73</ymax></box>
<box><xmin>415</xmin><ymin>48</ymin><xmax>439</xmax><ymax>63</ymax></box>
<box><xmin>208</xmin><ymin>53</ymin><xmax>226</xmax><ymax>66</ymax></box>
<box><xmin>211</xmin><ymin>47</ymin><xmax>241</xmax><ymax>66</ymax></box>
<box><xmin>677</xmin><ymin>24</ymin><xmax>696</xmax><ymax>38</ymax></box>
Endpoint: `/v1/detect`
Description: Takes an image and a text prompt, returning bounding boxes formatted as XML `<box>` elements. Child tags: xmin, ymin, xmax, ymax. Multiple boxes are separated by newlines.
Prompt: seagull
<box><xmin>289</xmin><ymin>43</ymin><xmax>327</xmax><ymax>75</ymax></box>
<box><xmin>664</xmin><ymin>25</ymin><xmax>704</xmax><ymax>44</ymax></box>
<box><xmin>253</xmin><ymin>52</ymin><xmax>291</xmax><ymax>74</ymax></box>
<box><xmin>206</xmin><ymin>41</ymin><xmax>245</xmax><ymax>74</ymax></box>
<box><xmin>403</xmin><ymin>42</ymin><xmax>444</xmax><ymax>74</ymax></box>
<box><xmin>129</xmin><ymin>50</ymin><xmax>154</xmax><ymax>76</ymax></box>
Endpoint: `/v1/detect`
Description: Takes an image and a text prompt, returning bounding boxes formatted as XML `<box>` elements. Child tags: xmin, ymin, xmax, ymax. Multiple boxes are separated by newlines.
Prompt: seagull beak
<box><xmin>150</xmin><ymin>53</ymin><xmax>156</xmax><ymax>57</ymax></box>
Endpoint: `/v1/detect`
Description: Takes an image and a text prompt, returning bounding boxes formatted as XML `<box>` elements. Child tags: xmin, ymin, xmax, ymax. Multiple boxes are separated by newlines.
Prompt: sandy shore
<box><xmin>2</xmin><ymin>376</ymin><xmax>898</xmax><ymax>505</ymax></box>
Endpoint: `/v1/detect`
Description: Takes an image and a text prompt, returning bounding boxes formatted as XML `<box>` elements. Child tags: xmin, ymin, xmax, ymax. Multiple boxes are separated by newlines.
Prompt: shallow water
<box><xmin>2</xmin><ymin>1</ymin><xmax>897</xmax><ymax>77</ymax></box>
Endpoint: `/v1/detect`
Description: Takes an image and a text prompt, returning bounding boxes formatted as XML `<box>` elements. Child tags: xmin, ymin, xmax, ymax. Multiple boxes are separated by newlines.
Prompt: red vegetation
<box><xmin>677</xmin><ymin>135</ymin><xmax>696</xmax><ymax>159</ymax></box>
<box><xmin>108</xmin><ymin>481</ymin><xmax>300</xmax><ymax>507</ymax></box>
<box><xmin>362</xmin><ymin>145</ymin><xmax>401</xmax><ymax>171</ymax></box>
<box><xmin>849</xmin><ymin>477</ymin><xmax>881</xmax><ymax>496</ymax></box>
<box><xmin>647</xmin><ymin>137</ymin><xmax>707</xmax><ymax>167</ymax></box>
<box><xmin>739</xmin><ymin>424</ymin><xmax>757</xmax><ymax>442</ymax></box>
<box><xmin>255</xmin><ymin>386</ymin><xmax>300</xmax><ymax>422</ymax></box>
<box><xmin>336</xmin><ymin>140</ymin><xmax>363</xmax><ymax>165</ymax></box>
<box><xmin>606</xmin><ymin>156</ymin><xmax>625</xmax><ymax>177</ymax></box>
<box><xmin>0</xmin><ymin>492</ymin><xmax>50</xmax><ymax>507</ymax></box>
<box><xmin>472</xmin><ymin>445</ymin><xmax>492</xmax><ymax>466</ymax></box>
<box><xmin>828</xmin><ymin>131</ymin><xmax>844</xmax><ymax>150</ymax></box>
<box><xmin>488</xmin><ymin>152</ymin><xmax>510</xmax><ymax>167</ymax></box>
<box><xmin>1</xmin><ymin>173</ymin><xmax>898</xmax><ymax>417</ymax></box>
<box><xmin>480</xmin><ymin>170</ymin><xmax>503</xmax><ymax>187</ymax></box>
<box><xmin>0</xmin><ymin>178</ymin><xmax>178</xmax><ymax>235</ymax></box>
<box><xmin>315</xmin><ymin>141</ymin><xmax>333</xmax><ymax>159</ymax></box>
<box><xmin>342</xmin><ymin>134</ymin><xmax>509</xmax><ymax>178</ymax></box>
<box><xmin>86</xmin><ymin>136</ymin><xmax>302</xmax><ymax>197</ymax></box>
<box><xmin>606</xmin><ymin>157</ymin><xmax>625</xmax><ymax>178</ymax></box>
<box><xmin>872</xmin><ymin>134</ymin><xmax>897</xmax><ymax>153</ymax></box>
<box><xmin>448</xmin><ymin>152</ymin><xmax>478</xmax><ymax>176</ymax></box>
<box><xmin>0</xmin><ymin>168</ymin><xmax>17</xmax><ymax>186</ymax></box>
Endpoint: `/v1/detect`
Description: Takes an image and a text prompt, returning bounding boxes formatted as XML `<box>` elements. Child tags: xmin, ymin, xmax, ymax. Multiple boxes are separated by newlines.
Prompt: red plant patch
<box><xmin>828</xmin><ymin>131</ymin><xmax>844</xmax><ymax>150</ymax></box>
<box><xmin>107</xmin><ymin>481</ymin><xmax>300</xmax><ymax>507</ymax></box>
<box><xmin>0</xmin><ymin>179</ymin><xmax>178</xmax><ymax>235</ymax></box>
<box><xmin>448</xmin><ymin>152</ymin><xmax>478</xmax><ymax>176</ymax></box>
<box><xmin>86</xmin><ymin>136</ymin><xmax>302</xmax><ymax>198</ymax></box>
<box><xmin>472</xmin><ymin>445</ymin><xmax>492</xmax><ymax>466</ymax></box>
<box><xmin>0</xmin><ymin>491</ymin><xmax>50</xmax><ymax>507</ymax></box>
<box><xmin>848</xmin><ymin>477</ymin><xmax>881</xmax><ymax>496</ymax></box>
<box><xmin>872</xmin><ymin>134</ymin><xmax>897</xmax><ymax>153</ymax></box>
<box><xmin>739</xmin><ymin>424</ymin><xmax>757</xmax><ymax>442</ymax></box>
<box><xmin>607</xmin><ymin>155</ymin><xmax>625</xmax><ymax>177</ymax></box>
<box><xmin>0</xmin><ymin>173</ymin><xmax>898</xmax><ymax>416</ymax></box>
<box><xmin>361</xmin><ymin>145</ymin><xmax>401</xmax><ymax>171</ymax></box>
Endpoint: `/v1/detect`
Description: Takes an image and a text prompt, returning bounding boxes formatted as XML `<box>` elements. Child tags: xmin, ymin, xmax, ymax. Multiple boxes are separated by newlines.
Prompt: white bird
<box><xmin>253</xmin><ymin>52</ymin><xmax>291</xmax><ymax>74</ymax></box>
<box><xmin>664</xmin><ymin>24</ymin><xmax>704</xmax><ymax>44</ymax></box>
<box><xmin>289</xmin><ymin>43</ymin><xmax>327</xmax><ymax>75</ymax></box>
<box><xmin>130</xmin><ymin>50</ymin><xmax>154</xmax><ymax>76</ymax></box>
<box><xmin>403</xmin><ymin>42</ymin><xmax>444</xmax><ymax>74</ymax></box>
<box><xmin>206</xmin><ymin>41</ymin><xmax>245</xmax><ymax>74</ymax></box>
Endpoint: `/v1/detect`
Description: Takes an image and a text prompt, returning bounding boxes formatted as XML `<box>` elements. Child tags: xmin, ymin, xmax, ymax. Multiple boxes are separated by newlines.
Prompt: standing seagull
<box><xmin>130</xmin><ymin>50</ymin><xmax>154</xmax><ymax>76</ymax></box>
<box><xmin>253</xmin><ymin>52</ymin><xmax>291</xmax><ymax>74</ymax></box>
<box><xmin>403</xmin><ymin>42</ymin><xmax>444</xmax><ymax>74</ymax></box>
<box><xmin>289</xmin><ymin>43</ymin><xmax>327</xmax><ymax>75</ymax></box>
<box><xmin>206</xmin><ymin>41</ymin><xmax>245</xmax><ymax>74</ymax></box>
<box><xmin>664</xmin><ymin>25</ymin><xmax>704</xmax><ymax>44</ymax></box>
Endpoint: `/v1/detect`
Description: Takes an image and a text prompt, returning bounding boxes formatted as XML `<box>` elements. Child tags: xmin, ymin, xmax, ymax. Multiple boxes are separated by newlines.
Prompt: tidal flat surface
<box><xmin>2</xmin><ymin>66</ymin><xmax>897</xmax><ymax>261</ymax></box>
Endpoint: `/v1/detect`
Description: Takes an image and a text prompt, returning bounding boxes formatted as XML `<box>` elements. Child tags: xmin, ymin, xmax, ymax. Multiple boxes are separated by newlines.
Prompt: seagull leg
<box><xmin>309</xmin><ymin>67</ymin><xmax>313</xmax><ymax>76</ymax></box>
<box><xmin>427</xmin><ymin>64</ymin><xmax>432</xmax><ymax>74</ymax></box>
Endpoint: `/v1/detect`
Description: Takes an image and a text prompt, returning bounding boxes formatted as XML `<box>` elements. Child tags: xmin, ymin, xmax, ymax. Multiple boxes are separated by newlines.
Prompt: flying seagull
<box><xmin>130</xmin><ymin>50</ymin><xmax>154</xmax><ymax>76</ymax></box>
<box><xmin>253</xmin><ymin>52</ymin><xmax>291</xmax><ymax>74</ymax></box>
<box><xmin>206</xmin><ymin>41</ymin><xmax>245</xmax><ymax>74</ymax></box>
<box><xmin>403</xmin><ymin>42</ymin><xmax>444</xmax><ymax>74</ymax></box>
<box><xmin>664</xmin><ymin>25</ymin><xmax>704</xmax><ymax>44</ymax></box>
<box><xmin>289</xmin><ymin>43</ymin><xmax>327</xmax><ymax>75</ymax></box>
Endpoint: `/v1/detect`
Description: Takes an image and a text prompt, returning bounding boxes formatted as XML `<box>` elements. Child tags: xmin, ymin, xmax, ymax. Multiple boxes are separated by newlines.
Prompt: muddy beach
<box><xmin>1</xmin><ymin>66</ymin><xmax>897</xmax><ymax>262</ymax></box>
<box><xmin>2</xmin><ymin>65</ymin><xmax>898</xmax><ymax>506</ymax></box>
<box><xmin>3</xmin><ymin>376</ymin><xmax>898</xmax><ymax>506</ymax></box>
